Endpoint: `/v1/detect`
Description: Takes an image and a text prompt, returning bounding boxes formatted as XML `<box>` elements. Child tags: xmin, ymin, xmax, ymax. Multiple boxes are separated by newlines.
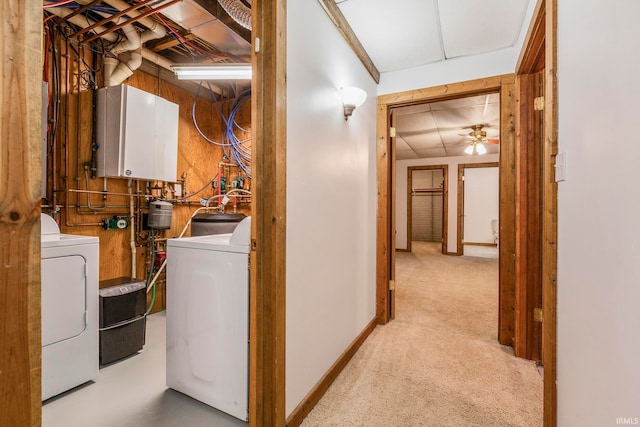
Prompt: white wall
<box><xmin>557</xmin><ymin>1</ymin><xmax>640</xmax><ymax>425</ymax></box>
<box><xmin>463</xmin><ymin>167</ymin><xmax>499</xmax><ymax>244</ymax></box>
<box><xmin>396</xmin><ymin>154</ymin><xmax>499</xmax><ymax>252</ymax></box>
<box><xmin>286</xmin><ymin>0</ymin><xmax>378</xmax><ymax>417</ymax></box>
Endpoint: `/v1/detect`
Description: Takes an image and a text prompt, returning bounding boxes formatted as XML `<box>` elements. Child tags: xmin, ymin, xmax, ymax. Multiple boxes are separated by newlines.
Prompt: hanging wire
<box><xmin>43</xmin><ymin>0</ymin><xmax>78</xmax><ymax>8</ymax></box>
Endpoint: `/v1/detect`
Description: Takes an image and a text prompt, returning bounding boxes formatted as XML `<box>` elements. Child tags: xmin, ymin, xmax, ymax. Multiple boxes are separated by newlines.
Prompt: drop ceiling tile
<box><xmin>440</xmin><ymin>131</ymin><xmax>469</xmax><ymax>144</ymax></box>
<box><xmin>402</xmin><ymin>133</ymin><xmax>443</xmax><ymax>150</ymax></box>
<box><xmin>395</xmin><ymin>103</ymin><xmax>432</xmax><ymax>116</ymax></box>
<box><xmin>414</xmin><ymin>147</ymin><xmax>448</xmax><ymax>158</ymax></box>
<box><xmin>438</xmin><ymin>0</ymin><xmax>529</xmax><ymax>58</ymax></box>
<box><xmin>338</xmin><ymin>0</ymin><xmax>443</xmax><ymax>72</ymax></box>
<box><xmin>395</xmin><ymin>137</ymin><xmax>411</xmax><ymax>151</ymax></box>
<box><xmin>429</xmin><ymin>93</ymin><xmax>490</xmax><ymax>110</ymax></box>
<box><xmin>432</xmin><ymin>106</ymin><xmax>497</xmax><ymax>130</ymax></box>
<box><xmin>396</xmin><ymin>111</ymin><xmax>437</xmax><ymax>133</ymax></box>
<box><xmin>396</xmin><ymin>150</ymin><xmax>419</xmax><ymax>160</ymax></box>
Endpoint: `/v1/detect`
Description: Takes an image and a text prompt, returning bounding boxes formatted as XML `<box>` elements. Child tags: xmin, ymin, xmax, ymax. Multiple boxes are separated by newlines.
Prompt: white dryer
<box><xmin>166</xmin><ymin>216</ymin><xmax>250</xmax><ymax>421</ymax></box>
<box><xmin>41</xmin><ymin>214</ymin><xmax>99</xmax><ymax>401</ymax></box>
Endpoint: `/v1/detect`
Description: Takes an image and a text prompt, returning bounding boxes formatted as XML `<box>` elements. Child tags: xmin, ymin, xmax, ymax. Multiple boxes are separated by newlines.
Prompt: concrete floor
<box><xmin>42</xmin><ymin>312</ymin><xmax>247</xmax><ymax>427</ymax></box>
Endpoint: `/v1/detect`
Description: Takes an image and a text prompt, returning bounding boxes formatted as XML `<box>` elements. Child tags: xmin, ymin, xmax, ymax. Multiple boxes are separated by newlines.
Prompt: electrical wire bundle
<box><xmin>192</xmin><ymin>83</ymin><xmax>252</xmax><ymax>179</ymax></box>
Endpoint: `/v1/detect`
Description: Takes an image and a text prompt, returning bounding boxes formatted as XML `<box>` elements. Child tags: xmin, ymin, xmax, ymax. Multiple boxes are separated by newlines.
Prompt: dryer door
<box><xmin>42</xmin><ymin>255</ymin><xmax>87</xmax><ymax>346</ymax></box>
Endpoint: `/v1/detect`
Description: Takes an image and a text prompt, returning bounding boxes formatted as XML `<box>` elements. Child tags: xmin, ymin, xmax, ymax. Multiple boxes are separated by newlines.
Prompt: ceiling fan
<box><xmin>463</xmin><ymin>124</ymin><xmax>499</xmax><ymax>155</ymax></box>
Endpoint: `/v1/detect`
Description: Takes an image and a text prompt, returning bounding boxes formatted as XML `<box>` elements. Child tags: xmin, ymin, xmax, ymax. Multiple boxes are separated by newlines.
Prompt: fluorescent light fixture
<box><xmin>341</xmin><ymin>86</ymin><xmax>367</xmax><ymax>120</ymax></box>
<box><xmin>172</xmin><ymin>64</ymin><xmax>252</xmax><ymax>80</ymax></box>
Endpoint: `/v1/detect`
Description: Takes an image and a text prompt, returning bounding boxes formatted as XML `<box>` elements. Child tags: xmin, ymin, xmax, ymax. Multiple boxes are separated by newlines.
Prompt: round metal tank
<box><xmin>191</xmin><ymin>213</ymin><xmax>247</xmax><ymax>236</ymax></box>
<box><xmin>148</xmin><ymin>201</ymin><xmax>173</xmax><ymax>230</ymax></box>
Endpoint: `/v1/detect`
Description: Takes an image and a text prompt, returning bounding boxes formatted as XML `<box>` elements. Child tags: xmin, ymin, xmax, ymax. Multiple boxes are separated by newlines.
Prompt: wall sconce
<box><xmin>341</xmin><ymin>86</ymin><xmax>367</xmax><ymax>120</ymax></box>
<box><xmin>171</xmin><ymin>64</ymin><xmax>252</xmax><ymax>80</ymax></box>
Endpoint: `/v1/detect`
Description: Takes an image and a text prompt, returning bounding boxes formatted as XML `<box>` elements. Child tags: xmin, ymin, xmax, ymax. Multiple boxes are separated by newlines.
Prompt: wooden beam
<box><xmin>498</xmin><ymin>80</ymin><xmax>517</xmax><ymax>348</ymax></box>
<box><xmin>378</xmin><ymin>74</ymin><xmax>515</xmax><ymax>106</ymax></box>
<box><xmin>376</xmin><ymin>104</ymin><xmax>390</xmax><ymax>324</ymax></box>
<box><xmin>250</xmin><ymin>0</ymin><xmax>287</xmax><ymax>426</ymax></box>
<box><xmin>316</xmin><ymin>0</ymin><xmax>380</xmax><ymax>84</ymax></box>
<box><xmin>543</xmin><ymin>0</ymin><xmax>558</xmax><ymax>424</ymax></box>
<box><xmin>0</xmin><ymin>1</ymin><xmax>43</xmax><ymax>425</ymax></box>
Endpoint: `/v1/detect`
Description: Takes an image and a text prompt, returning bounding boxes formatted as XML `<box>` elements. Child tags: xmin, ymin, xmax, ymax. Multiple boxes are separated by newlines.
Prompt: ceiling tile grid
<box><xmin>335</xmin><ymin>0</ymin><xmax>532</xmax><ymax>72</ymax></box>
<box><xmin>437</xmin><ymin>0</ymin><xmax>529</xmax><ymax>58</ymax></box>
<box><xmin>337</xmin><ymin>0</ymin><xmax>444</xmax><ymax>72</ymax></box>
<box><xmin>394</xmin><ymin>93</ymin><xmax>501</xmax><ymax>160</ymax></box>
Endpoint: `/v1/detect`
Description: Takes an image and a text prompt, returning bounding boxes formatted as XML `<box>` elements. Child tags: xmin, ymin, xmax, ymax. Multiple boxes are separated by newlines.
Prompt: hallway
<box><xmin>301</xmin><ymin>242</ymin><xmax>542</xmax><ymax>426</ymax></box>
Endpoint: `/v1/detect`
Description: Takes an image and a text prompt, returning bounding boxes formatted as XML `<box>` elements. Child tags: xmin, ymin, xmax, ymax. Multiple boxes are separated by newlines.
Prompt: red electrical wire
<box><xmin>43</xmin><ymin>0</ymin><xmax>77</xmax><ymax>8</ymax></box>
<box><xmin>43</xmin><ymin>13</ymin><xmax>57</xmax><ymax>23</ymax></box>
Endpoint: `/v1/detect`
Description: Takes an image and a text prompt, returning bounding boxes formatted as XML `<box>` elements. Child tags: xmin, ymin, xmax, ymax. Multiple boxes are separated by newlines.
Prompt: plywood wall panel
<box><xmin>48</xmin><ymin>43</ymin><xmax>251</xmax><ymax>311</ymax></box>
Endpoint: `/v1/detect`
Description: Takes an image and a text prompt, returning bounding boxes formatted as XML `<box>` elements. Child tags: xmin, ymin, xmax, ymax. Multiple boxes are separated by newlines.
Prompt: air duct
<box><xmin>218</xmin><ymin>0</ymin><xmax>252</xmax><ymax>30</ymax></box>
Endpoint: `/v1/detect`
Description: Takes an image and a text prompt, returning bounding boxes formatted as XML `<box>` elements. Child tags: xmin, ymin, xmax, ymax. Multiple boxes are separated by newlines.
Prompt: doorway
<box><xmin>376</xmin><ymin>75</ymin><xmax>516</xmax><ymax>325</ymax></box>
<box><xmin>407</xmin><ymin>166</ymin><xmax>447</xmax><ymax>254</ymax></box>
<box><xmin>457</xmin><ymin>163</ymin><xmax>499</xmax><ymax>257</ymax></box>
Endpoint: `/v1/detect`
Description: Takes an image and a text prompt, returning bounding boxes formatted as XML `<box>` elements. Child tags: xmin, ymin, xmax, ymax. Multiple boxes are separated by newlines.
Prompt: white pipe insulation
<box><xmin>50</xmin><ymin>2</ymin><xmax>168</xmax><ymax>86</ymax></box>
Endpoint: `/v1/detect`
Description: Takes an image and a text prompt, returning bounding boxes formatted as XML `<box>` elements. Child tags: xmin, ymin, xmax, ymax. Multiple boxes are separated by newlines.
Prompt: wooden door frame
<box><xmin>406</xmin><ymin>165</ymin><xmax>448</xmax><ymax>254</ymax></box>
<box><xmin>377</xmin><ymin>74</ymin><xmax>517</xmax><ymax>327</ymax></box>
<box><xmin>456</xmin><ymin>162</ymin><xmax>500</xmax><ymax>256</ymax></box>
<box><xmin>250</xmin><ymin>1</ymin><xmax>287</xmax><ymax>426</ymax></box>
<box><xmin>516</xmin><ymin>0</ymin><xmax>558</xmax><ymax>424</ymax></box>
<box><xmin>1</xmin><ymin>2</ymin><xmax>43</xmax><ymax>425</ymax></box>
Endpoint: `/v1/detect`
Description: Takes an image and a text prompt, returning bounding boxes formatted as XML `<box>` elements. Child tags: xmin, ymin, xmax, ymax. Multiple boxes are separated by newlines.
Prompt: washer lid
<box><xmin>41</xmin><ymin>213</ymin><xmax>60</xmax><ymax>238</ymax></box>
<box><xmin>167</xmin><ymin>232</ymin><xmax>249</xmax><ymax>253</ymax></box>
<box><xmin>229</xmin><ymin>216</ymin><xmax>251</xmax><ymax>246</ymax></box>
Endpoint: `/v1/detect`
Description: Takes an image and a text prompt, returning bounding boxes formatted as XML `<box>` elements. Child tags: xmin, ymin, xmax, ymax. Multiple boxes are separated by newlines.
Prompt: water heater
<box><xmin>96</xmin><ymin>85</ymin><xmax>179</xmax><ymax>182</ymax></box>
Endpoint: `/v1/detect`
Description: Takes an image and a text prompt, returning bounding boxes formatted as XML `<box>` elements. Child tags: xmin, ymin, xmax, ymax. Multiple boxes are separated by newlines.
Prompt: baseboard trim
<box><xmin>464</xmin><ymin>242</ymin><xmax>498</xmax><ymax>247</ymax></box>
<box><xmin>285</xmin><ymin>316</ymin><xmax>379</xmax><ymax>426</ymax></box>
<box><xmin>445</xmin><ymin>251</ymin><xmax>459</xmax><ymax>256</ymax></box>
<box><xmin>396</xmin><ymin>248</ymin><xmax>409</xmax><ymax>252</ymax></box>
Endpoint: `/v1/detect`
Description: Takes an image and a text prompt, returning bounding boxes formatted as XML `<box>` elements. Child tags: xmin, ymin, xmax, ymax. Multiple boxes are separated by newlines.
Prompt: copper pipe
<box><xmin>83</xmin><ymin>0</ymin><xmax>180</xmax><ymax>43</ymax></box>
<box><xmin>72</xmin><ymin>0</ymin><xmax>154</xmax><ymax>38</ymax></box>
<box><xmin>68</xmin><ymin>188</ymin><xmax>147</xmax><ymax>198</ymax></box>
<box><xmin>64</xmin><ymin>0</ymin><xmax>103</xmax><ymax>22</ymax></box>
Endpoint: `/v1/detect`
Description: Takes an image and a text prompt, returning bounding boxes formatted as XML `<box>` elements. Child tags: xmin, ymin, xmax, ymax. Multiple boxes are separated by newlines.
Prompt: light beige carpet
<box><xmin>301</xmin><ymin>241</ymin><xmax>543</xmax><ymax>427</ymax></box>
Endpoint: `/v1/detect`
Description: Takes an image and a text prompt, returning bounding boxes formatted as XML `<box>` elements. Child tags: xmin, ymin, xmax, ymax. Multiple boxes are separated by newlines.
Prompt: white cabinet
<box><xmin>97</xmin><ymin>85</ymin><xmax>179</xmax><ymax>182</ymax></box>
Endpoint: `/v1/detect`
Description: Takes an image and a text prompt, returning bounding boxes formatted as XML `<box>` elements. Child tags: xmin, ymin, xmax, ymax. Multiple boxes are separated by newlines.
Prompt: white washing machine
<box><xmin>41</xmin><ymin>214</ymin><xmax>99</xmax><ymax>401</ymax></box>
<box><xmin>166</xmin><ymin>216</ymin><xmax>251</xmax><ymax>421</ymax></box>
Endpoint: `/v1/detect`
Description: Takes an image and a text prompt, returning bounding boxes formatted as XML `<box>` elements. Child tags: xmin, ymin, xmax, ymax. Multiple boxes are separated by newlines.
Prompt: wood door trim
<box><xmin>377</xmin><ymin>74</ymin><xmax>516</xmax><ymax>330</ymax></box>
<box><xmin>542</xmin><ymin>0</ymin><xmax>558</xmax><ymax>424</ymax></box>
<box><xmin>457</xmin><ymin>162</ymin><xmax>500</xmax><ymax>256</ymax></box>
<box><xmin>407</xmin><ymin>165</ymin><xmax>448</xmax><ymax>254</ymax></box>
<box><xmin>1</xmin><ymin>1</ymin><xmax>43</xmax><ymax>424</ymax></box>
<box><xmin>250</xmin><ymin>1</ymin><xmax>287</xmax><ymax>425</ymax></box>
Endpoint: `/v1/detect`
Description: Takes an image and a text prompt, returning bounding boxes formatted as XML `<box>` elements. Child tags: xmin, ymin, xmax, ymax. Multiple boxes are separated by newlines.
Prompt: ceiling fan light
<box><xmin>464</xmin><ymin>145</ymin><xmax>474</xmax><ymax>155</ymax></box>
<box><xmin>476</xmin><ymin>143</ymin><xmax>487</xmax><ymax>155</ymax></box>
